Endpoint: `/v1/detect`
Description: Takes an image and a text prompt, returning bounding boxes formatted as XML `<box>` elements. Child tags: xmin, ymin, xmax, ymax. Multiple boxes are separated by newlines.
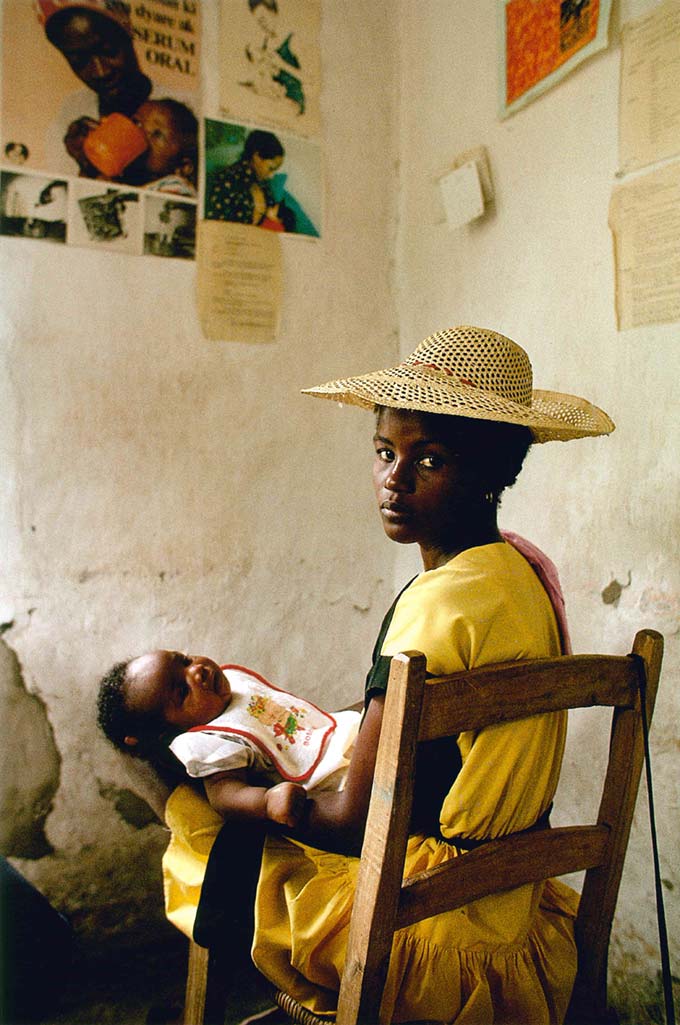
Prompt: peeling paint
<box><xmin>97</xmin><ymin>781</ymin><xmax>157</xmax><ymax>830</ymax></box>
<box><xmin>601</xmin><ymin>571</ymin><xmax>632</xmax><ymax>606</ymax></box>
<box><xmin>0</xmin><ymin>639</ymin><xmax>60</xmax><ymax>858</ymax></box>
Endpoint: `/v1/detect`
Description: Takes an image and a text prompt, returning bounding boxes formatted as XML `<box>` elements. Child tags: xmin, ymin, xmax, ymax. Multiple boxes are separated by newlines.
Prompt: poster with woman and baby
<box><xmin>0</xmin><ymin>0</ymin><xmax>323</xmax><ymax>258</ymax></box>
<box><xmin>0</xmin><ymin>0</ymin><xmax>201</xmax><ymax>258</ymax></box>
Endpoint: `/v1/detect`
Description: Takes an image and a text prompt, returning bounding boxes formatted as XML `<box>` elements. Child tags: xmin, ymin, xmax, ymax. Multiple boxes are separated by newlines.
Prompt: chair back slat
<box><xmin>396</xmin><ymin>824</ymin><xmax>609</xmax><ymax>930</ymax></box>
<box><xmin>418</xmin><ymin>655</ymin><xmax>639</xmax><ymax>740</ymax></box>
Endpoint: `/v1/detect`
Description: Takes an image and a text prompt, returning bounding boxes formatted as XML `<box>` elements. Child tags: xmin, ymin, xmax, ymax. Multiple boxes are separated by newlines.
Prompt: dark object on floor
<box><xmin>0</xmin><ymin>856</ymin><xmax>74</xmax><ymax>1024</ymax></box>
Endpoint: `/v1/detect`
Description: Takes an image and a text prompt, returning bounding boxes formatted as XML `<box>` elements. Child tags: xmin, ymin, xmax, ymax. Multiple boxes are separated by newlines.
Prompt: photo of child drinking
<box><xmin>65</xmin><ymin>97</ymin><xmax>198</xmax><ymax>196</ymax></box>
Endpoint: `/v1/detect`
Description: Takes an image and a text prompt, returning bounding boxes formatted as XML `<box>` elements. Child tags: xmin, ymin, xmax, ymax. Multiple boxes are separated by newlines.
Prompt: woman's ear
<box><xmin>124</xmin><ymin>735</ymin><xmax>139</xmax><ymax>747</ymax></box>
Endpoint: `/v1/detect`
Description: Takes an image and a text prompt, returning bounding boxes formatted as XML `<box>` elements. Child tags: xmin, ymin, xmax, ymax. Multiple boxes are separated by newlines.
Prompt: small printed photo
<box><xmin>0</xmin><ymin>171</ymin><xmax>67</xmax><ymax>242</ymax></box>
<box><xmin>143</xmin><ymin>194</ymin><xmax>196</xmax><ymax>260</ymax></box>
<box><xmin>69</xmin><ymin>181</ymin><xmax>143</xmax><ymax>254</ymax></box>
<box><xmin>4</xmin><ymin>141</ymin><xmax>29</xmax><ymax>165</ymax></box>
<box><xmin>204</xmin><ymin>118</ymin><xmax>321</xmax><ymax>238</ymax></box>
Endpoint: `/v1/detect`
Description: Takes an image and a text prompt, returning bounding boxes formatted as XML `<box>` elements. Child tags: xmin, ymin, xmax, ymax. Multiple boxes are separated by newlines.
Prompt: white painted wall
<box><xmin>395</xmin><ymin>0</ymin><xmax>679</xmax><ymax>1015</ymax></box>
<box><xmin>0</xmin><ymin>1</ymin><xmax>398</xmax><ymax>934</ymax></box>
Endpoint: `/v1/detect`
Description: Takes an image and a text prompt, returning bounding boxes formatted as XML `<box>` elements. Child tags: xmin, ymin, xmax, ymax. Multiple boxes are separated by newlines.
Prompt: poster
<box><xmin>609</xmin><ymin>161</ymin><xmax>680</xmax><ymax>330</ymax></box>
<box><xmin>204</xmin><ymin>117</ymin><xmax>321</xmax><ymax>238</ymax></box>
<box><xmin>218</xmin><ymin>0</ymin><xmax>321</xmax><ymax>138</ymax></box>
<box><xmin>196</xmin><ymin>219</ymin><xmax>282</xmax><ymax>342</ymax></box>
<box><xmin>619</xmin><ymin>0</ymin><xmax>680</xmax><ymax>173</ymax></box>
<box><xmin>0</xmin><ymin>0</ymin><xmax>201</xmax><ymax>258</ymax></box>
<box><xmin>499</xmin><ymin>0</ymin><xmax>613</xmax><ymax>118</ymax></box>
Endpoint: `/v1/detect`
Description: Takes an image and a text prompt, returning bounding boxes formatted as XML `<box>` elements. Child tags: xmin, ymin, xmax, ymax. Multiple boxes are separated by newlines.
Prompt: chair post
<box><xmin>569</xmin><ymin>630</ymin><xmax>663</xmax><ymax>1022</ymax></box>
<box><xmin>335</xmin><ymin>652</ymin><xmax>427</xmax><ymax>1025</ymax></box>
<box><xmin>184</xmin><ymin>940</ymin><xmax>209</xmax><ymax>1025</ymax></box>
<box><xmin>183</xmin><ymin>940</ymin><xmax>232</xmax><ymax>1025</ymax></box>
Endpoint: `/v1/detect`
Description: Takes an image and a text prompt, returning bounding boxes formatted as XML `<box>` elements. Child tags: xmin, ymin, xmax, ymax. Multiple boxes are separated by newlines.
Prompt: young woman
<box><xmin>166</xmin><ymin>325</ymin><xmax>614</xmax><ymax>1024</ymax></box>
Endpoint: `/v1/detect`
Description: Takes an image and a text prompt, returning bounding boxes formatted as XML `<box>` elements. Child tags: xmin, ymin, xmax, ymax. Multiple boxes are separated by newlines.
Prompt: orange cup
<box><xmin>83</xmin><ymin>113</ymin><xmax>148</xmax><ymax>177</ymax></box>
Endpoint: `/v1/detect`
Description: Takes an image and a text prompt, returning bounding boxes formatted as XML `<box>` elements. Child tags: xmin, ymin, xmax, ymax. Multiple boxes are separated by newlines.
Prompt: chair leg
<box><xmin>184</xmin><ymin>941</ymin><xmax>209</xmax><ymax>1025</ymax></box>
<box><xmin>183</xmin><ymin>941</ymin><xmax>232</xmax><ymax>1025</ymax></box>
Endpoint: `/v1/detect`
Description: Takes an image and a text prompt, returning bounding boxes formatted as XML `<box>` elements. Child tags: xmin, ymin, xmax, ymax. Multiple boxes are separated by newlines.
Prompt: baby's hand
<box><xmin>63</xmin><ymin>117</ymin><xmax>100</xmax><ymax>177</ymax></box>
<box><xmin>265</xmin><ymin>781</ymin><xmax>307</xmax><ymax>827</ymax></box>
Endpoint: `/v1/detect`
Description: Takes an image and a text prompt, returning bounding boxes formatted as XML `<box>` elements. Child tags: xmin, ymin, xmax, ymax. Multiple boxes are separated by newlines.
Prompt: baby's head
<box><xmin>131</xmin><ymin>99</ymin><xmax>198</xmax><ymax>184</ymax></box>
<box><xmin>97</xmin><ymin>651</ymin><xmax>231</xmax><ymax>758</ymax></box>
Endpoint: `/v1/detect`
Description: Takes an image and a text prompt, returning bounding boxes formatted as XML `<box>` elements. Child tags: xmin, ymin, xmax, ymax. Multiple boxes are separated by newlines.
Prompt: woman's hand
<box><xmin>287</xmin><ymin>694</ymin><xmax>385</xmax><ymax>857</ymax></box>
<box><xmin>265</xmin><ymin>782</ymin><xmax>307</xmax><ymax>828</ymax></box>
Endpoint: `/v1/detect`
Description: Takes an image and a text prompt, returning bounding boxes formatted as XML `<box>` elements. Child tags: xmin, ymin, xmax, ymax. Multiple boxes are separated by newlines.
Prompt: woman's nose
<box><xmin>385</xmin><ymin>460</ymin><xmax>413</xmax><ymax>492</ymax></box>
<box><xmin>88</xmin><ymin>56</ymin><xmax>109</xmax><ymax>80</ymax></box>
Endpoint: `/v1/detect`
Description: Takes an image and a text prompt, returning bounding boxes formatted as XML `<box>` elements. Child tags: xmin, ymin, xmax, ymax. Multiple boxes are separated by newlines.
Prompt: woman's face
<box><xmin>251</xmin><ymin>152</ymin><xmax>283</xmax><ymax>181</ymax></box>
<box><xmin>49</xmin><ymin>11</ymin><xmax>141</xmax><ymax>107</ymax></box>
<box><xmin>372</xmin><ymin>408</ymin><xmax>484</xmax><ymax>567</ymax></box>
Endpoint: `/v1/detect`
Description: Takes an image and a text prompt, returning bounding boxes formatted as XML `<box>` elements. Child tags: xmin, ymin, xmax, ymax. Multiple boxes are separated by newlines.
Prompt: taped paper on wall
<box><xmin>609</xmin><ymin>161</ymin><xmax>680</xmax><ymax>330</ymax></box>
<box><xmin>196</xmin><ymin>219</ymin><xmax>283</xmax><ymax>343</ymax></box>
<box><xmin>619</xmin><ymin>0</ymin><xmax>680</xmax><ymax>173</ymax></box>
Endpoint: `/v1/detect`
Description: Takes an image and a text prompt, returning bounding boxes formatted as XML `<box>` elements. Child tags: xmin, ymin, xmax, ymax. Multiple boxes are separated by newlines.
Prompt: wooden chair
<box><xmin>184</xmin><ymin>629</ymin><xmax>664</xmax><ymax>1025</ymax></box>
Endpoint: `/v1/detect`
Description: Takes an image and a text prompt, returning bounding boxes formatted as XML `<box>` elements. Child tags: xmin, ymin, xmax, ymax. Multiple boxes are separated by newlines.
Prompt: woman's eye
<box><xmin>418</xmin><ymin>455</ymin><xmax>441</xmax><ymax>469</ymax></box>
<box><xmin>375</xmin><ymin>448</ymin><xmax>394</xmax><ymax>462</ymax></box>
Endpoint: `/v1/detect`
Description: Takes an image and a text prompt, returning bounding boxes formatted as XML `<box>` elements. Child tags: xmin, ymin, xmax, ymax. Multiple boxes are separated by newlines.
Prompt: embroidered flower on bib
<box><xmin>247</xmin><ymin>694</ymin><xmax>308</xmax><ymax>744</ymax></box>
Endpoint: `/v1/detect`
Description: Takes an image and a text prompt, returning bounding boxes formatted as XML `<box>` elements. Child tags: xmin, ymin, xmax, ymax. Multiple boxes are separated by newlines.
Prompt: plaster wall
<box><xmin>0</xmin><ymin>2</ymin><xmax>398</xmax><ymax>935</ymax></box>
<box><xmin>394</xmin><ymin>1</ymin><xmax>679</xmax><ymax>1016</ymax></box>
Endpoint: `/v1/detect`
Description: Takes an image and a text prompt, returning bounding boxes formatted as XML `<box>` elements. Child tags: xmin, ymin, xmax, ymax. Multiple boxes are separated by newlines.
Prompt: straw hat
<box><xmin>302</xmin><ymin>325</ymin><xmax>614</xmax><ymax>444</ymax></box>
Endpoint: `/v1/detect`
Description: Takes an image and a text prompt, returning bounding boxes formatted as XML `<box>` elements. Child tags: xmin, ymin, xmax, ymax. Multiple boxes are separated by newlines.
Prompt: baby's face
<box><xmin>133</xmin><ymin>103</ymin><xmax>183</xmax><ymax>177</ymax></box>
<box><xmin>125</xmin><ymin>650</ymin><xmax>231</xmax><ymax>730</ymax></box>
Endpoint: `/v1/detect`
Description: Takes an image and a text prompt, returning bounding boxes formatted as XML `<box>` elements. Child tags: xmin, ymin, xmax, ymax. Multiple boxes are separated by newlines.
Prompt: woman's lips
<box><xmin>381</xmin><ymin>501</ymin><xmax>413</xmax><ymax>522</ymax></box>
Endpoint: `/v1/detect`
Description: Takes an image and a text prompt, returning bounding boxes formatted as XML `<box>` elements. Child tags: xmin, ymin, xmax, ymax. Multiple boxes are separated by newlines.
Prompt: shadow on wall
<box><xmin>0</xmin><ymin>635</ymin><xmax>60</xmax><ymax>858</ymax></box>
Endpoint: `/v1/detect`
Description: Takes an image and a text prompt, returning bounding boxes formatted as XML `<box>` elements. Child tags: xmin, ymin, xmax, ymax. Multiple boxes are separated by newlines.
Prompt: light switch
<box><xmin>438</xmin><ymin>160</ymin><xmax>485</xmax><ymax>230</ymax></box>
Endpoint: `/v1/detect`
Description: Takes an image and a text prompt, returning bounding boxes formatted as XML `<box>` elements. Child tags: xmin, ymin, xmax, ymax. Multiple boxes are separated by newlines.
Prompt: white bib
<box><xmin>185</xmin><ymin>665</ymin><xmax>338</xmax><ymax>782</ymax></box>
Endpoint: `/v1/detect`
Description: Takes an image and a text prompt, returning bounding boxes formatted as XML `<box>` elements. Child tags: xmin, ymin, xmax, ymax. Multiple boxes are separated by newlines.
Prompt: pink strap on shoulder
<box><xmin>501</xmin><ymin>530</ymin><xmax>573</xmax><ymax>655</ymax></box>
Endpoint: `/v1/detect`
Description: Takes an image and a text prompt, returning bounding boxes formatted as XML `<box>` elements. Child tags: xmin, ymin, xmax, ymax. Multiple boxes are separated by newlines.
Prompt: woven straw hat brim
<box><xmin>302</xmin><ymin>370</ymin><xmax>615</xmax><ymax>444</ymax></box>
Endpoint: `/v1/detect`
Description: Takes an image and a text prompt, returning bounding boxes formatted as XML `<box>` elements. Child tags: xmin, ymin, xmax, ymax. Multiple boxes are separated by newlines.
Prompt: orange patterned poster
<box><xmin>499</xmin><ymin>0</ymin><xmax>612</xmax><ymax>118</ymax></box>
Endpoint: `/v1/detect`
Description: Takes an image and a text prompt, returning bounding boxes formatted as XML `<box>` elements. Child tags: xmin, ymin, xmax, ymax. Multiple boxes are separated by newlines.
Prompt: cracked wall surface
<box><xmin>0</xmin><ymin>638</ymin><xmax>59</xmax><ymax>858</ymax></box>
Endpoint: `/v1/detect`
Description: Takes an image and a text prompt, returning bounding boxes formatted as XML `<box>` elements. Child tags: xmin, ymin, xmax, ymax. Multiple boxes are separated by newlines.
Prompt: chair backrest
<box><xmin>336</xmin><ymin>629</ymin><xmax>664</xmax><ymax>1025</ymax></box>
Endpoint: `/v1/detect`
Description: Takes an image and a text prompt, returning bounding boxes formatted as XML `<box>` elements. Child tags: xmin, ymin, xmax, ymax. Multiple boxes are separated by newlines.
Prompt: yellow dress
<box><xmin>251</xmin><ymin>543</ymin><xmax>579</xmax><ymax>1024</ymax></box>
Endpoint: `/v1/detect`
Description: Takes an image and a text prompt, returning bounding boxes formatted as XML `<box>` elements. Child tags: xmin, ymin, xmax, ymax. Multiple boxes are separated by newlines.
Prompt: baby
<box><xmin>126</xmin><ymin>98</ymin><xmax>197</xmax><ymax>194</ymax></box>
<box><xmin>97</xmin><ymin>650</ymin><xmax>360</xmax><ymax>828</ymax></box>
<box><xmin>65</xmin><ymin>97</ymin><xmax>197</xmax><ymax>195</ymax></box>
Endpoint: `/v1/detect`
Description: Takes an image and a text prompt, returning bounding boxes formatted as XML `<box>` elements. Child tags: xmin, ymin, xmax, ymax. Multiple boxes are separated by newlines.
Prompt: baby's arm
<box><xmin>287</xmin><ymin>693</ymin><xmax>385</xmax><ymax>857</ymax></box>
<box><xmin>203</xmin><ymin>768</ymin><xmax>306</xmax><ymax>829</ymax></box>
